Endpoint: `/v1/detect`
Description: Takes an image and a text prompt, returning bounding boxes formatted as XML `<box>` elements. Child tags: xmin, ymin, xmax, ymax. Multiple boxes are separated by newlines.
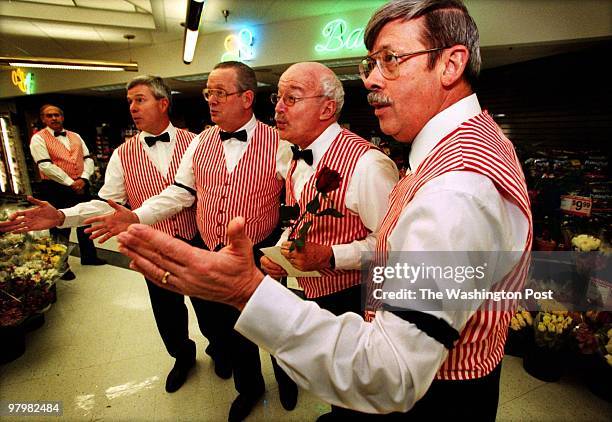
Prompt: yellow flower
<box><xmin>543</xmin><ymin>314</ymin><xmax>551</xmax><ymax>324</ymax></box>
<box><xmin>547</xmin><ymin>323</ymin><xmax>556</xmax><ymax>333</ymax></box>
<box><xmin>556</xmin><ymin>326</ymin><xmax>563</xmax><ymax>335</ymax></box>
<box><xmin>516</xmin><ymin>314</ymin><xmax>526</xmax><ymax>327</ymax></box>
<box><xmin>607</xmin><ymin>328</ymin><xmax>612</xmax><ymax>338</ymax></box>
<box><xmin>606</xmin><ymin>354</ymin><xmax>612</xmax><ymax>367</ymax></box>
<box><xmin>606</xmin><ymin>343</ymin><xmax>612</xmax><ymax>354</ymax></box>
<box><xmin>522</xmin><ymin>311</ymin><xmax>533</xmax><ymax>325</ymax></box>
<box><xmin>538</xmin><ymin>323</ymin><xmax>546</xmax><ymax>332</ymax></box>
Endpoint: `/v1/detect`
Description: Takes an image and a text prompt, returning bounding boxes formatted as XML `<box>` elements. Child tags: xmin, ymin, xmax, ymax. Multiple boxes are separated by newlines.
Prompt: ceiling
<box><xmin>0</xmin><ymin>0</ymin><xmax>386</xmax><ymax>59</ymax></box>
<box><xmin>1</xmin><ymin>0</ymin><xmax>610</xmax><ymax>98</ymax></box>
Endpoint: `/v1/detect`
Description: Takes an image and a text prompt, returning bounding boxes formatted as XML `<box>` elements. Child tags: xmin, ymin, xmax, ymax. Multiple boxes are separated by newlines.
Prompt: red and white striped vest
<box><xmin>287</xmin><ymin>129</ymin><xmax>374</xmax><ymax>298</ymax></box>
<box><xmin>118</xmin><ymin>129</ymin><xmax>198</xmax><ymax>240</ymax></box>
<box><xmin>376</xmin><ymin>111</ymin><xmax>532</xmax><ymax>380</ymax></box>
<box><xmin>35</xmin><ymin>129</ymin><xmax>84</xmax><ymax>180</ymax></box>
<box><xmin>192</xmin><ymin>121</ymin><xmax>283</xmax><ymax>250</ymax></box>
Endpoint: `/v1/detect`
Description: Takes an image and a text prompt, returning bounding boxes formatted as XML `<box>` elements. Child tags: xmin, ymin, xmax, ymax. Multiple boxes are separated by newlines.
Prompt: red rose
<box><xmin>315</xmin><ymin>166</ymin><xmax>342</xmax><ymax>194</ymax></box>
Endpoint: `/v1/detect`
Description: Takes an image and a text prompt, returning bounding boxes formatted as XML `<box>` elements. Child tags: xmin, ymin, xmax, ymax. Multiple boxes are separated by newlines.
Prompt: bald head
<box><xmin>281</xmin><ymin>62</ymin><xmax>344</xmax><ymax>119</ymax></box>
<box><xmin>275</xmin><ymin>62</ymin><xmax>345</xmax><ymax>148</ymax></box>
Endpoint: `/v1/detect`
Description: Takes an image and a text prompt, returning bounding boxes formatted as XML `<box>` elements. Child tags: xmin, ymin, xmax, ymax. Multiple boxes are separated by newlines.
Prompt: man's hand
<box><xmin>83</xmin><ymin>200</ymin><xmax>138</xmax><ymax>243</ymax></box>
<box><xmin>0</xmin><ymin>196</ymin><xmax>64</xmax><ymax>233</ymax></box>
<box><xmin>280</xmin><ymin>241</ymin><xmax>333</xmax><ymax>271</ymax></box>
<box><xmin>71</xmin><ymin>178</ymin><xmax>86</xmax><ymax>194</ymax></box>
<box><xmin>261</xmin><ymin>256</ymin><xmax>288</xmax><ymax>280</ymax></box>
<box><xmin>117</xmin><ymin>217</ymin><xmax>264</xmax><ymax>310</ymax></box>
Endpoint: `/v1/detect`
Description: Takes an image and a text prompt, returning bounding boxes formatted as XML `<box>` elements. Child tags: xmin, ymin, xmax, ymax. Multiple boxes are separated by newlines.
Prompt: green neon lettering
<box><xmin>315</xmin><ymin>19</ymin><xmax>346</xmax><ymax>52</ymax></box>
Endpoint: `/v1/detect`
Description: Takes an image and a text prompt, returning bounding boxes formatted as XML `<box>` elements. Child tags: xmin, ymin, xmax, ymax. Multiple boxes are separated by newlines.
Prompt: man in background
<box><xmin>30</xmin><ymin>104</ymin><xmax>106</xmax><ymax>278</ymax></box>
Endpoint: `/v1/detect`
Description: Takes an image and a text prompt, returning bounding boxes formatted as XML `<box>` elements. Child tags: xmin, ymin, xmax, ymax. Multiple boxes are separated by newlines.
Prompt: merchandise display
<box><xmin>0</xmin><ymin>200</ymin><xmax>70</xmax><ymax>326</ymax></box>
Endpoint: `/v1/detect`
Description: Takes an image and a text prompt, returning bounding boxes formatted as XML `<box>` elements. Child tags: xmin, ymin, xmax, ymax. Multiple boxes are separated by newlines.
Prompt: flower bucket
<box><xmin>505</xmin><ymin>328</ymin><xmax>534</xmax><ymax>358</ymax></box>
<box><xmin>583</xmin><ymin>355</ymin><xmax>612</xmax><ymax>403</ymax></box>
<box><xmin>523</xmin><ymin>344</ymin><xmax>563</xmax><ymax>382</ymax></box>
<box><xmin>0</xmin><ymin>323</ymin><xmax>25</xmax><ymax>364</ymax></box>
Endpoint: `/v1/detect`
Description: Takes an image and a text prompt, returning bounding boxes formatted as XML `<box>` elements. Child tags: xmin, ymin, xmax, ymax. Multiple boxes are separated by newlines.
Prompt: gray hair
<box><xmin>126</xmin><ymin>75</ymin><xmax>172</xmax><ymax>106</ymax></box>
<box><xmin>320</xmin><ymin>73</ymin><xmax>344</xmax><ymax>120</ymax></box>
<box><xmin>364</xmin><ymin>0</ymin><xmax>481</xmax><ymax>87</ymax></box>
<box><xmin>213</xmin><ymin>61</ymin><xmax>257</xmax><ymax>94</ymax></box>
<box><xmin>39</xmin><ymin>104</ymin><xmax>63</xmax><ymax>117</ymax></box>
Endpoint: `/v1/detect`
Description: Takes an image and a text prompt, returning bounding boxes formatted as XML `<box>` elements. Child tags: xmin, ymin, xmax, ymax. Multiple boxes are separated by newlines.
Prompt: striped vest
<box><xmin>35</xmin><ymin>129</ymin><xmax>84</xmax><ymax>180</ymax></box>
<box><xmin>287</xmin><ymin>130</ymin><xmax>374</xmax><ymax>298</ymax></box>
<box><xmin>192</xmin><ymin>121</ymin><xmax>283</xmax><ymax>250</ymax></box>
<box><xmin>376</xmin><ymin>111</ymin><xmax>532</xmax><ymax>380</ymax></box>
<box><xmin>118</xmin><ymin>129</ymin><xmax>198</xmax><ymax>240</ymax></box>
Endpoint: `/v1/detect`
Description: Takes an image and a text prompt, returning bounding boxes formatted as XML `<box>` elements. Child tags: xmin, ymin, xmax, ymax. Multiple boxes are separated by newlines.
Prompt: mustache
<box><xmin>367</xmin><ymin>91</ymin><xmax>393</xmax><ymax>106</ymax></box>
<box><xmin>274</xmin><ymin>113</ymin><xmax>286</xmax><ymax>123</ymax></box>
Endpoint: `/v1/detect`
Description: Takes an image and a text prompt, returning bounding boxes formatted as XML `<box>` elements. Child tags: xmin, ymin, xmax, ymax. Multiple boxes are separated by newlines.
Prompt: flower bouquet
<box><xmin>285</xmin><ymin>166</ymin><xmax>343</xmax><ymax>251</ymax></box>
<box><xmin>523</xmin><ymin>299</ymin><xmax>574</xmax><ymax>382</ymax></box>
<box><xmin>0</xmin><ymin>232</ymin><xmax>69</xmax><ymax>327</ymax></box>
<box><xmin>505</xmin><ymin>306</ymin><xmax>534</xmax><ymax>357</ymax></box>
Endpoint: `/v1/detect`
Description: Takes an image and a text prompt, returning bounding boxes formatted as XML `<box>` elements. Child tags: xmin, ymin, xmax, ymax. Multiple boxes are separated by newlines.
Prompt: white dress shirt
<box><xmin>135</xmin><ymin>115</ymin><xmax>293</xmax><ymax>225</ymax></box>
<box><xmin>235</xmin><ymin>94</ymin><xmax>529</xmax><ymax>413</ymax></box>
<box><xmin>30</xmin><ymin>127</ymin><xmax>94</xmax><ymax>186</ymax></box>
<box><xmin>279</xmin><ymin>122</ymin><xmax>398</xmax><ymax>270</ymax></box>
<box><xmin>59</xmin><ymin>124</ymin><xmax>183</xmax><ymax>228</ymax></box>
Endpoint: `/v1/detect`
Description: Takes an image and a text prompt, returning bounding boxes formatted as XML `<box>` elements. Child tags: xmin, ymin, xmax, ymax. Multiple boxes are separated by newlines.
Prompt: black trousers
<box><xmin>271</xmin><ymin>284</ymin><xmax>363</xmax><ymax>400</ymax></box>
<box><xmin>144</xmin><ymin>234</ymin><xmax>210</xmax><ymax>362</ymax></box>
<box><xmin>38</xmin><ymin>180</ymin><xmax>99</xmax><ymax>263</ymax></box>
<box><xmin>196</xmin><ymin>227</ymin><xmax>282</xmax><ymax>397</ymax></box>
<box><xmin>319</xmin><ymin>361</ymin><xmax>502</xmax><ymax>421</ymax></box>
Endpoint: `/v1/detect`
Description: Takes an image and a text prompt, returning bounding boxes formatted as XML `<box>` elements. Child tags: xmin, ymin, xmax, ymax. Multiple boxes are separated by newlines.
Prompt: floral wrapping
<box><xmin>0</xmin><ymin>231</ymin><xmax>71</xmax><ymax>327</ymax></box>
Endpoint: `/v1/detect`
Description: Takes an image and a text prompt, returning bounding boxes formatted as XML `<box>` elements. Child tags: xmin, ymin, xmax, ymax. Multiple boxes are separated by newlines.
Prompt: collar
<box><xmin>140</xmin><ymin>123</ymin><xmax>176</xmax><ymax>145</ymax></box>
<box><xmin>297</xmin><ymin>122</ymin><xmax>341</xmax><ymax>168</ymax></box>
<box><xmin>45</xmin><ymin>126</ymin><xmax>65</xmax><ymax>136</ymax></box>
<box><xmin>220</xmin><ymin>114</ymin><xmax>257</xmax><ymax>142</ymax></box>
<box><xmin>409</xmin><ymin>93</ymin><xmax>481</xmax><ymax>171</ymax></box>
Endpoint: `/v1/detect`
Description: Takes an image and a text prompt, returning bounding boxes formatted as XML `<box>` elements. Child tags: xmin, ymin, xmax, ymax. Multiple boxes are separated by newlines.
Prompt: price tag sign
<box><xmin>560</xmin><ymin>195</ymin><xmax>592</xmax><ymax>217</ymax></box>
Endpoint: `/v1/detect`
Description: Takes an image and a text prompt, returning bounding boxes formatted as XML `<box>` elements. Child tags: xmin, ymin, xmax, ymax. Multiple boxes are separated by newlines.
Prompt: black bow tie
<box><xmin>54</xmin><ymin>130</ymin><xmax>66</xmax><ymax>137</ymax></box>
<box><xmin>219</xmin><ymin>130</ymin><xmax>247</xmax><ymax>142</ymax></box>
<box><xmin>291</xmin><ymin>145</ymin><xmax>314</xmax><ymax>165</ymax></box>
<box><xmin>144</xmin><ymin>132</ymin><xmax>170</xmax><ymax>147</ymax></box>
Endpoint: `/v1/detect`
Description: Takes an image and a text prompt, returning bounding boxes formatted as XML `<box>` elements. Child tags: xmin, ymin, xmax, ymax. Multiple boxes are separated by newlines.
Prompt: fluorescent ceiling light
<box><xmin>183</xmin><ymin>0</ymin><xmax>206</xmax><ymax>64</ymax></box>
<box><xmin>0</xmin><ymin>56</ymin><xmax>138</xmax><ymax>72</ymax></box>
<box><xmin>183</xmin><ymin>29</ymin><xmax>200</xmax><ymax>64</ymax></box>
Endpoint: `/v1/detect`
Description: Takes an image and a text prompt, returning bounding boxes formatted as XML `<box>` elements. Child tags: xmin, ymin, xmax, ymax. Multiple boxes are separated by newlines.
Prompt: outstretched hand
<box><xmin>117</xmin><ymin>217</ymin><xmax>265</xmax><ymax>310</ymax></box>
<box><xmin>83</xmin><ymin>200</ymin><xmax>138</xmax><ymax>243</ymax></box>
<box><xmin>0</xmin><ymin>196</ymin><xmax>63</xmax><ymax>233</ymax></box>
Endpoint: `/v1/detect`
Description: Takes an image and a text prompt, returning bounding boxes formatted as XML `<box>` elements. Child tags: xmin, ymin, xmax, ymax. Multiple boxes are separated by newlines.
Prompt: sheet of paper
<box><xmin>260</xmin><ymin>246</ymin><xmax>321</xmax><ymax>277</ymax></box>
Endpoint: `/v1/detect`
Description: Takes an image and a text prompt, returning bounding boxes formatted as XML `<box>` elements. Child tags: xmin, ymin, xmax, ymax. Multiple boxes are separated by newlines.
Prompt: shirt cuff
<box><xmin>235</xmin><ymin>276</ymin><xmax>306</xmax><ymax>353</ymax></box>
<box><xmin>133</xmin><ymin>207</ymin><xmax>153</xmax><ymax>225</ymax></box>
<box><xmin>331</xmin><ymin>243</ymin><xmax>360</xmax><ymax>270</ymax></box>
<box><xmin>56</xmin><ymin>210</ymin><xmax>74</xmax><ymax>228</ymax></box>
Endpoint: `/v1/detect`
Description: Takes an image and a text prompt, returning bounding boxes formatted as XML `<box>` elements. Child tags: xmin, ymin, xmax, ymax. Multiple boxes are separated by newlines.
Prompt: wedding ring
<box><xmin>161</xmin><ymin>271</ymin><xmax>171</xmax><ymax>284</ymax></box>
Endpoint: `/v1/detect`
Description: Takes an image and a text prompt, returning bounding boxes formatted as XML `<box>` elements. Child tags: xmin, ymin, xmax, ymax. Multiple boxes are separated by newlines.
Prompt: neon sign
<box><xmin>11</xmin><ymin>68</ymin><xmax>34</xmax><ymax>94</ymax></box>
<box><xmin>315</xmin><ymin>19</ymin><xmax>365</xmax><ymax>53</ymax></box>
<box><xmin>221</xmin><ymin>28</ymin><xmax>255</xmax><ymax>62</ymax></box>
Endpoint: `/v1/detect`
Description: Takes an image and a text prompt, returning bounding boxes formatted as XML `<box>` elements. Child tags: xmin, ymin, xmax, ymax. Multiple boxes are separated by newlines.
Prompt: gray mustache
<box><xmin>367</xmin><ymin>92</ymin><xmax>392</xmax><ymax>106</ymax></box>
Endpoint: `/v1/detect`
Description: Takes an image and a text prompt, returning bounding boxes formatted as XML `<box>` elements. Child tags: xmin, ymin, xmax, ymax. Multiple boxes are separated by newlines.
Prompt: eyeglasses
<box><xmin>202</xmin><ymin>88</ymin><xmax>245</xmax><ymax>102</ymax></box>
<box><xmin>359</xmin><ymin>46</ymin><xmax>449</xmax><ymax>81</ymax></box>
<box><xmin>270</xmin><ymin>93</ymin><xmax>326</xmax><ymax>107</ymax></box>
<box><xmin>43</xmin><ymin>113</ymin><xmax>62</xmax><ymax>118</ymax></box>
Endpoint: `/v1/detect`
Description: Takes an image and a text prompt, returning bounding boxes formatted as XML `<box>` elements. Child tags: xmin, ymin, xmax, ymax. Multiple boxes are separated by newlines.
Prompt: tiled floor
<box><xmin>1</xmin><ymin>256</ymin><xmax>610</xmax><ymax>421</ymax></box>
